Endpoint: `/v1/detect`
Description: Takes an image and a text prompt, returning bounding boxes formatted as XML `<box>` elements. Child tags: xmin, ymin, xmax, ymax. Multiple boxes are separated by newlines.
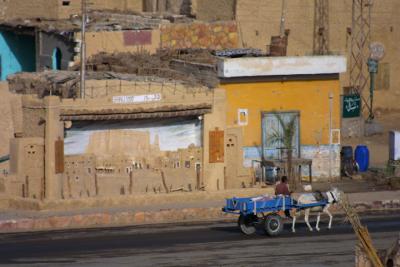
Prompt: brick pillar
<box><xmin>202</xmin><ymin>89</ymin><xmax>227</xmax><ymax>191</ymax></box>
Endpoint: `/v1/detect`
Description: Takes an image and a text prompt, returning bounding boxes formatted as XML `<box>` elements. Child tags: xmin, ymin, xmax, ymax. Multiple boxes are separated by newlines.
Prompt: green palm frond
<box><xmin>270</xmin><ymin>113</ymin><xmax>297</xmax><ymax>150</ymax></box>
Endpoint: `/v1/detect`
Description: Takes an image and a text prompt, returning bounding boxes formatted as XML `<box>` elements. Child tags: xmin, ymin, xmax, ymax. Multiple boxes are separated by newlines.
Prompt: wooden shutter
<box><xmin>55</xmin><ymin>139</ymin><xmax>64</xmax><ymax>174</ymax></box>
<box><xmin>209</xmin><ymin>129</ymin><xmax>224</xmax><ymax>163</ymax></box>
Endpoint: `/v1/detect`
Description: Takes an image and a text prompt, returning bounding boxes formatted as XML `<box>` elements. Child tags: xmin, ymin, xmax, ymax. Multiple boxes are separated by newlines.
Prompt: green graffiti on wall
<box><xmin>342</xmin><ymin>94</ymin><xmax>361</xmax><ymax>118</ymax></box>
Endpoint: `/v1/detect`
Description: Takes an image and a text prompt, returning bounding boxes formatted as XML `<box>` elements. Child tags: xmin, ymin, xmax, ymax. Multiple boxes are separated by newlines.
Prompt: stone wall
<box><xmin>0</xmin><ymin>0</ymin><xmax>9</xmax><ymax>20</ymax></box>
<box><xmin>301</xmin><ymin>145</ymin><xmax>341</xmax><ymax>180</ymax></box>
<box><xmin>341</xmin><ymin>117</ymin><xmax>364</xmax><ymax>138</ymax></box>
<box><xmin>0</xmin><ymin>83</ymin><xmax>15</xmax><ymax>158</ymax></box>
<box><xmin>89</xmin><ymin>0</ymin><xmax>143</xmax><ymax>13</ymax></box>
<box><xmin>8</xmin><ymin>138</ymin><xmax>45</xmax><ymax>199</ymax></box>
<box><xmin>0</xmin><ymin>0</ymin><xmax>80</xmax><ymax>20</ymax></box>
<box><xmin>0</xmin><ymin>0</ymin><xmax>142</xmax><ymax>20</ymax></box>
<box><xmin>143</xmin><ymin>0</ymin><xmax>191</xmax><ymax>15</ymax></box>
<box><xmin>83</xmin><ymin>30</ymin><xmax>161</xmax><ymax>59</ymax></box>
<box><xmin>235</xmin><ymin>0</ymin><xmax>400</xmax><ymax>110</ymax></box>
<box><xmin>193</xmin><ymin>0</ymin><xmax>235</xmax><ymax>21</ymax></box>
<box><xmin>161</xmin><ymin>21</ymin><xmax>238</xmax><ymax>50</ymax></box>
<box><xmin>21</xmin><ymin>97</ymin><xmax>46</xmax><ymax>138</ymax></box>
<box><xmin>4</xmin><ymin>82</ymin><xmax>231</xmax><ymax>200</ymax></box>
<box><xmin>38</xmin><ymin>32</ymin><xmax>76</xmax><ymax>71</ymax></box>
<box><xmin>0</xmin><ymin>82</ymin><xmax>22</xmax><ymax>181</ymax></box>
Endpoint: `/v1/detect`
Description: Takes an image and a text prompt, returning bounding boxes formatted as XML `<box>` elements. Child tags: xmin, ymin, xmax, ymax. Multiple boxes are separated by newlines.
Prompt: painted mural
<box><xmin>63</xmin><ymin>117</ymin><xmax>203</xmax><ymax>196</ymax></box>
<box><xmin>65</xmin><ymin>117</ymin><xmax>202</xmax><ymax>155</ymax></box>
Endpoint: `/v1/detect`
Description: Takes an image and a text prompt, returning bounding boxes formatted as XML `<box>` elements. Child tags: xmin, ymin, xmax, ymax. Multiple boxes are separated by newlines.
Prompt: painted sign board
<box><xmin>342</xmin><ymin>94</ymin><xmax>361</xmax><ymax>118</ymax></box>
<box><xmin>112</xmin><ymin>93</ymin><xmax>161</xmax><ymax>104</ymax></box>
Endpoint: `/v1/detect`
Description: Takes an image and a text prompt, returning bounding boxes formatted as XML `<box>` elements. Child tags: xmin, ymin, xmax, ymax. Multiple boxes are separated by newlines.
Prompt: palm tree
<box><xmin>269</xmin><ymin>113</ymin><xmax>298</xmax><ymax>190</ymax></box>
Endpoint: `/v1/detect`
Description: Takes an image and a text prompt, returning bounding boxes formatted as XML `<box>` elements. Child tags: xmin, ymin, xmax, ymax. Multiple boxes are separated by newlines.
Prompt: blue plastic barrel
<box><xmin>355</xmin><ymin>145</ymin><xmax>369</xmax><ymax>172</ymax></box>
<box><xmin>341</xmin><ymin>146</ymin><xmax>353</xmax><ymax>160</ymax></box>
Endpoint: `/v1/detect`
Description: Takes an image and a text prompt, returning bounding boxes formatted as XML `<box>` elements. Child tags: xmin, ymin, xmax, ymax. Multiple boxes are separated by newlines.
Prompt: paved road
<box><xmin>0</xmin><ymin>214</ymin><xmax>399</xmax><ymax>267</ymax></box>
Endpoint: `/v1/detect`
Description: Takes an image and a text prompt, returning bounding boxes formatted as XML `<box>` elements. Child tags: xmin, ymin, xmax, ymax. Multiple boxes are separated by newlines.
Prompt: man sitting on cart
<box><xmin>275</xmin><ymin>176</ymin><xmax>293</xmax><ymax>218</ymax></box>
<box><xmin>275</xmin><ymin>176</ymin><xmax>291</xmax><ymax>196</ymax></box>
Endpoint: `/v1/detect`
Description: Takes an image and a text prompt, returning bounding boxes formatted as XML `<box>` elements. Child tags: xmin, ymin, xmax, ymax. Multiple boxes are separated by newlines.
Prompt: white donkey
<box><xmin>292</xmin><ymin>188</ymin><xmax>341</xmax><ymax>233</ymax></box>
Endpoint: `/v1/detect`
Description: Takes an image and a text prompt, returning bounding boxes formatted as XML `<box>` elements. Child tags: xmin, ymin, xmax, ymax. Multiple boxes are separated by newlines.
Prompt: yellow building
<box><xmin>218</xmin><ymin>56</ymin><xmax>347</xmax><ymax>180</ymax></box>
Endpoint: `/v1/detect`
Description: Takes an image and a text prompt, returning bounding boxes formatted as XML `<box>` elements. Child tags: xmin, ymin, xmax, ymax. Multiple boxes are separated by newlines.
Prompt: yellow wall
<box><xmin>222</xmin><ymin>79</ymin><xmax>341</xmax><ymax>147</ymax></box>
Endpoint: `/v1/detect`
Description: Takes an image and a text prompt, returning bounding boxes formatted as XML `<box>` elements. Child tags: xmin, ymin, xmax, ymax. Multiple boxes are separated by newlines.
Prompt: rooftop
<box><xmin>0</xmin><ymin>11</ymin><xmax>176</xmax><ymax>33</ymax></box>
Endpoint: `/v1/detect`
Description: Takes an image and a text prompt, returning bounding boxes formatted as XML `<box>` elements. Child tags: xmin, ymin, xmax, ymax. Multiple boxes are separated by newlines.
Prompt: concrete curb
<box><xmin>0</xmin><ymin>208</ymin><xmax>236</xmax><ymax>233</ymax></box>
<box><xmin>0</xmin><ymin>199</ymin><xmax>399</xmax><ymax>233</ymax></box>
<box><xmin>0</xmin><ymin>188</ymin><xmax>274</xmax><ymax>212</ymax></box>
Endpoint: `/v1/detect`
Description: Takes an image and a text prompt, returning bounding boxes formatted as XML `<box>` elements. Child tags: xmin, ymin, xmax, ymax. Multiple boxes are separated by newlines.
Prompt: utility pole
<box><xmin>349</xmin><ymin>0</ymin><xmax>372</xmax><ymax>110</ymax></box>
<box><xmin>328</xmin><ymin>92</ymin><xmax>333</xmax><ymax>180</ymax></box>
<box><xmin>279</xmin><ymin>0</ymin><xmax>287</xmax><ymax>37</ymax></box>
<box><xmin>313</xmin><ymin>0</ymin><xmax>329</xmax><ymax>55</ymax></box>
<box><xmin>80</xmin><ymin>0</ymin><xmax>87</xmax><ymax>99</ymax></box>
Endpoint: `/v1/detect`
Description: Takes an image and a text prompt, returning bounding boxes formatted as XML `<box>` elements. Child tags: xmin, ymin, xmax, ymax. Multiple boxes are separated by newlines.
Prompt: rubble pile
<box><xmin>7</xmin><ymin>72</ymin><xmax>79</xmax><ymax>98</ymax></box>
<box><xmin>86</xmin><ymin>49</ymin><xmax>218</xmax><ymax>87</ymax></box>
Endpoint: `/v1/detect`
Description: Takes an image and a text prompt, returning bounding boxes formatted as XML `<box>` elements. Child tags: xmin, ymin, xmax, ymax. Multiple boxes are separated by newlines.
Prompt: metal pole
<box><xmin>367</xmin><ymin>58</ymin><xmax>378</xmax><ymax>121</ymax></box>
<box><xmin>328</xmin><ymin>92</ymin><xmax>333</xmax><ymax>180</ymax></box>
<box><xmin>369</xmin><ymin>71</ymin><xmax>375</xmax><ymax>120</ymax></box>
<box><xmin>80</xmin><ymin>0</ymin><xmax>86</xmax><ymax>99</ymax></box>
<box><xmin>279</xmin><ymin>0</ymin><xmax>287</xmax><ymax>37</ymax></box>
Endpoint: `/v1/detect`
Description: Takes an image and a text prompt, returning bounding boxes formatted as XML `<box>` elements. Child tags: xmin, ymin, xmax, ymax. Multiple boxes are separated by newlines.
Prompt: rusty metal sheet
<box><xmin>55</xmin><ymin>139</ymin><xmax>64</xmax><ymax>174</ymax></box>
<box><xmin>209</xmin><ymin>129</ymin><xmax>224</xmax><ymax>163</ymax></box>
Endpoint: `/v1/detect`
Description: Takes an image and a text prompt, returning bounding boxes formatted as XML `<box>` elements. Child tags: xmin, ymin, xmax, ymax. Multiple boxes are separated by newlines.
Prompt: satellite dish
<box><xmin>370</xmin><ymin>42</ymin><xmax>385</xmax><ymax>61</ymax></box>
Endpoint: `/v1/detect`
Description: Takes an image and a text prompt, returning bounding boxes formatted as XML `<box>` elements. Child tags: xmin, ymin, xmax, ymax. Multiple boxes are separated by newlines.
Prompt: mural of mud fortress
<box><xmin>64</xmin><ymin>123</ymin><xmax>203</xmax><ymax>198</ymax></box>
<box><xmin>4</xmin><ymin>79</ymin><xmax>238</xmax><ymax>200</ymax></box>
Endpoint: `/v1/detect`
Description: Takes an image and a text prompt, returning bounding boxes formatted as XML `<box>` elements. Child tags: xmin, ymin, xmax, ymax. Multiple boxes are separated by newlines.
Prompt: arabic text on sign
<box><xmin>112</xmin><ymin>94</ymin><xmax>162</xmax><ymax>104</ymax></box>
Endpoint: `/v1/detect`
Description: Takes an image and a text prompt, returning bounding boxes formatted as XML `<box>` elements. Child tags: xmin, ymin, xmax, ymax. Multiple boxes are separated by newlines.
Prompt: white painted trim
<box><xmin>218</xmin><ymin>56</ymin><xmax>347</xmax><ymax>78</ymax></box>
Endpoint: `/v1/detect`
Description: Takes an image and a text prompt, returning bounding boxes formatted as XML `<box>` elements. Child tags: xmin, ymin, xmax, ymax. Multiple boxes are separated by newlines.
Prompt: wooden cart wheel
<box><xmin>264</xmin><ymin>214</ymin><xmax>283</xmax><ymax>236</ymax></box>
<box><xmin>238</xmin><ymin>214</ymin><xmax>257</xmax><ymax>235</ymax></box>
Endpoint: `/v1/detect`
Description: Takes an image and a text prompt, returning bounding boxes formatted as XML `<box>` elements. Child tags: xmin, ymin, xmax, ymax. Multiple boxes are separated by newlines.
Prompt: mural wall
<box><xmin>63</xmin><ymin>117</ymin><xmax>203</xmax><ymax>198</ymax></box>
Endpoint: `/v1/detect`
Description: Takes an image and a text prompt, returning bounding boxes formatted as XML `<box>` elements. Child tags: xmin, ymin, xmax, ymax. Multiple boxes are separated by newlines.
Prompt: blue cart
<box><xmin>222</xmin><ymin>195</ymin><xmax>327</xmax><ymax>236</ymax></box>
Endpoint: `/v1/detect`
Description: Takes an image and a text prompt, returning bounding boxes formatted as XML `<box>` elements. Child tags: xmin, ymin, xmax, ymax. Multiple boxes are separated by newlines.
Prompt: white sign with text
<box><xmin>112</xmin><ymin>93</ymin><xmax>162</xmax><ymax>104</ymax></box>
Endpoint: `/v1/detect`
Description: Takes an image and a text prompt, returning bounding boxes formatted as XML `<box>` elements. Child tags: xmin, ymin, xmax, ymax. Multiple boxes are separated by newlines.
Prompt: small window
<box><xmin>185</xmin><ymin>161</ymin><xmax>190</xmax><ymax>168</ymax></box>
<box><xmin>62</xmin><ymin>1</ymin><xmax>70</xmax><ymax>6</ymax></box>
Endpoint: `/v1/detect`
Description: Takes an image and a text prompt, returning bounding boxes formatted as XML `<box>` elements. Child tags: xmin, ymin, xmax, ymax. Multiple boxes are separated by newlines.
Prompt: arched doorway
<box><xmin>52</xmin><ymin>48</ymin><xmax>62</xmax><ymax>70</ymax></box>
